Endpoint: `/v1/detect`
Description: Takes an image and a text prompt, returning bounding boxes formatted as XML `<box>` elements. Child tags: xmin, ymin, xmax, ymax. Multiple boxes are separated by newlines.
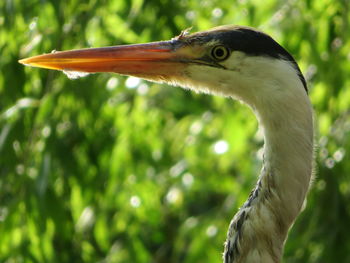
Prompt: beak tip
<box><xmin>19</xmin><ymin>58</ymin><xmax>30</xmax><ymax>66</ymax></box>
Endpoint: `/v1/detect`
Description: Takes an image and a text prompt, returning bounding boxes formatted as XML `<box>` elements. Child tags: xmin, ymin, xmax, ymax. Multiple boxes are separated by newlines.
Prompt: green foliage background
<box><xmin>1</xmin><ymin>0</ymin><xmax>350</xmax><ymax>262</ymax></box>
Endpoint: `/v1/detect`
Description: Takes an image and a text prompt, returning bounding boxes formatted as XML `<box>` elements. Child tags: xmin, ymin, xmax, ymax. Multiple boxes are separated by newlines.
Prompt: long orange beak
<box><xmin>19</xmin><ymin>40</ymin><xmax>193</xmax><ymax>80</ymax></box>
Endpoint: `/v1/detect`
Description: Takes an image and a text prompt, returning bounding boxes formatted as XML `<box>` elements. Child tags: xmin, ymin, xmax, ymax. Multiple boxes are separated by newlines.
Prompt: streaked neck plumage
<box><xmin>219</xmin><ymin>57</ymin><xmax>314</xmax><ymax>263</ymax></box>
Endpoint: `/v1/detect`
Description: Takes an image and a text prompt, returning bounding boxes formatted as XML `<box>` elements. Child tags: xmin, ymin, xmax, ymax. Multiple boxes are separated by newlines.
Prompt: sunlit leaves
<box><xmin>1</xmin><ymin>0</ymin><xmax>350</xmax><ymax>262</ymax></box>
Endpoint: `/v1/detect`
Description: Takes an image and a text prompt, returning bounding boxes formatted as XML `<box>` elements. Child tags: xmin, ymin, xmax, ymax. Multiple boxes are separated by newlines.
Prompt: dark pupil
<box><xmin>215</xmin><ymin>48</ymin><xmax>224</xmax><ymax>58</ymax></box>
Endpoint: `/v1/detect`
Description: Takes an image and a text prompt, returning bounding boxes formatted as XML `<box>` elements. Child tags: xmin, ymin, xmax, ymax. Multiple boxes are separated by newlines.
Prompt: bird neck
<box><xmin>224</xmin><ymin>82</ymin><xmax>314</xmax><ymax>263</ymax></box>
<box><xmin>258</xmin><ymin>96</ymin><xmax>314</xmax><ymax>219</ymax></box>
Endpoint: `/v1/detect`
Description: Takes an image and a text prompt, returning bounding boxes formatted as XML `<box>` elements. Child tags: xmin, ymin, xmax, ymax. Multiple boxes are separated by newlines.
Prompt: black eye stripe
<box><xmin>211</xmin><ymin>45</ymin><xmax>230</xmax><ymax>61</ymax></box>
<box><xmin>191</xmin><ymin>27</ymin><xmax>307</xmax><ymax>93</ymax></box>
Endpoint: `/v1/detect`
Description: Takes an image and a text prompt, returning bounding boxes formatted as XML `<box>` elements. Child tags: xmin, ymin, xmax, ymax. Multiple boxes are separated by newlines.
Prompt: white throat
<box><xmin>250</xmin><ymin>57</ymin><xmax>314</xmax><ymax>219</ymax></box>
<box><xmin>221</xmin><ymin>58</ymin><xmax>314</xmax><ymax>263</ymax></box>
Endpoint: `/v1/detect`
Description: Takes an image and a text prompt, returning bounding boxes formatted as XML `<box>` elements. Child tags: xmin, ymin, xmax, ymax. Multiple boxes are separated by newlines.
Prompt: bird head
<box><xmin>19</xmin><ymin>25</ymin><xmax>307</xmax><ymax>107</ymax></box>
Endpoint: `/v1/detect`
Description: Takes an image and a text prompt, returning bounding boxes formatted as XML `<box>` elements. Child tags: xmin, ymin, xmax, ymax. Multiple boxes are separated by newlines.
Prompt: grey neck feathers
<box><xmin>223</xmin><ymin>81</ymin><xmax>313</xmax><ymax>263</ymax></box>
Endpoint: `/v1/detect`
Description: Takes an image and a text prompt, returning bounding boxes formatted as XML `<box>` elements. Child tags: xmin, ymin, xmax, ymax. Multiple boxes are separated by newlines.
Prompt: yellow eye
<box><xmin>211</xmin><ymin>45</ymin><xmax>230</xmax><ymax>61</ymax></box>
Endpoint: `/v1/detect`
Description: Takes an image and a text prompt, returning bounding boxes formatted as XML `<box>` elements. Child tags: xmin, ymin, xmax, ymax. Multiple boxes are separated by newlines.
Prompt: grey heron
<box><xmin>19</xmin><ymin>25</ymin><xmax>314</xmax><ymax>263</ymax></box>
